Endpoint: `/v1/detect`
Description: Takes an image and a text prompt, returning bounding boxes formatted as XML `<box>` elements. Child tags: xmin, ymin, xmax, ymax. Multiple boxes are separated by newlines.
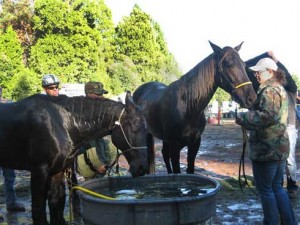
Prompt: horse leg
<box><xmin>169</xmin><ymin>141</ymin><xmax>182</xmax><ymax>174</ymax></box>
<box><xmin>48</xmin><ymin>171</ymin><xmax>67</xmax><ymax>225</ymax></box>
<box><xmin>146</xmin><ymin>133</ymin><xmax>156</xmax><ymax>174</ymax></box>
<box><xmin>186</xmin><ymin>137</ymin><xmax>201</xmax><ymax>174</ymax></box>
<box><xmin>30</xmin><ymin>164</ymin><xmax>49</xmax><ymax>225</ymax></box>
<box><xmin>162</xmin><ymin>141</ymin><xmax>172</xmax><ymax>173</ymax></box>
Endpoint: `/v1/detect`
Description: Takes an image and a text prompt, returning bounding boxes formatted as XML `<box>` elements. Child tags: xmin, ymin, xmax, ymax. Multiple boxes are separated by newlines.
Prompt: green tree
<box><xmin>11</xmin><ymin>69</ymin><xmax>41</xmax><ymax>100</ymax></box>
<box><xmin>115</xmin><ymin>4</ymin><xmax>180</xmax><ymax>83</ymax></box>
<box><xmin>0</xmin><ymin>26</ymin><xmax>24</xmax><ymax>99</ymax></box>
<box><xmin>211</xmin><ymin>88</ymin><xmax>231</xmax><ymax>107</ymax></box>
<box><xmin>107</xmin><ymin>57</ymin><xmax>140</xmax><ymax>94</ymax></box>
<box><xmin>292</xmin><ymin>74</ymin><xmax>300</xmax><ymax>89</ymax></box>
<box><xmin>0</xmin><ymin>0</ymin><xmax>34</xmax><ymax>63</ymax></box>
<box><xmin>76</xmin><ymin>0</ymin><xmax>116</xmax><ymax>65</ymax></box>
<box><xmin>0</xmin><ymin>0</ymin><xmax>181</xmax><ymax>97</ymax></box>
<box><xmin>152</xmin><ymin>21</ymin><xmax>181</xmax><ymax>83</ymax></box>
<box><xmin>29</xmin><ymin>0</ymin><xmax>111</xmax><ymax>89</ymax></box>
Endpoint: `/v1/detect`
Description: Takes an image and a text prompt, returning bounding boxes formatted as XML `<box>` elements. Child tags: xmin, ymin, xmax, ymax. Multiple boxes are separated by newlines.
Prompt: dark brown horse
<box><xmin>0</xmin><ymin>92</ymin><xmax>148</xmax><ymax>225</ymax></box>
<box><xmin>133</xmin><ymin>41</ymin><xmax>257</xmax><ymax>174</ymax></box>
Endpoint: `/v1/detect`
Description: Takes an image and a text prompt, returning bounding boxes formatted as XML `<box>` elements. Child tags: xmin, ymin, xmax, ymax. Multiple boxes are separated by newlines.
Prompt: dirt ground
<box><xmin>175</xmin><ymin>119</ymin><xmax>300</xmax><ymax>225</ymax></box>
<box><xmin>1</xmin><ymin>118</ymin><xmax>300</xmax><ymax>224</ymax></box>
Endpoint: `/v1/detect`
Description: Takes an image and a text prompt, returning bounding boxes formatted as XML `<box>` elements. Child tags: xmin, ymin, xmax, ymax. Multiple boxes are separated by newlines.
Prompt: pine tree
<box><xmin>29</xmin><ymin>0</ymin><xmax>112</xmax><ymax>89</ymax></box>
<box><xmin>115</xmin><ymin>4</ymin><xmax>180</xmax><ymax>83</ymax></box>
<box><xmin>0</xmin><ymin>26</ymin><xmax>24</xmax><ymax>98</ymax></box>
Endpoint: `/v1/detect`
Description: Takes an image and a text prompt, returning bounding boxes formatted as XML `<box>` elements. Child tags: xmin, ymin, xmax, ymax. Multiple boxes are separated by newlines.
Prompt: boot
<box><xmin>287</xmin><ymin>176</ymin><xmax>298</xmax><ymax>199</ymax></box>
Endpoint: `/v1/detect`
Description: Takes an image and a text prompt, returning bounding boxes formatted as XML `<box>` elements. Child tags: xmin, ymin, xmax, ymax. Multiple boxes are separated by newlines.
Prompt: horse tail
<box><xmin>146</xmin><ymin>133</ymin><xmax>156</xmax><ymax>174</ymax></box>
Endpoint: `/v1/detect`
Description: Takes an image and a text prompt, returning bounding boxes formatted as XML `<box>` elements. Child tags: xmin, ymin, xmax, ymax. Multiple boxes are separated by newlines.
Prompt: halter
<box><xmin>218</xmin><ymin>50</ymin><xmax>252</xmax><ymax>96</ymax></box>
<box><xmin>105</xmin><ymin>108</ymin><xmax>148</xmax><ymax>175</ymax></box>
<box><xmin>113</xmin><ymin>108</ymin><xmax>147</xmax><ymax>152</ymax></box>
<box><xmin>235</xmin><ymin>81</ymin><xmax>252</xmax><ymax>89</ymax></box>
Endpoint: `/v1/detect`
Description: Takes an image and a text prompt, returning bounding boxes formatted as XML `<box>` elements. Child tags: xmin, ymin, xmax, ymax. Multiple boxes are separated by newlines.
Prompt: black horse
<box><xmin>0</xmin><ymin>92</ymin><xmax>148</xmax><ymax>225</ymax></box>
<box><xmin>133</xmin><ymin>41</ymin><xmax>257</xmax><ymax>174</ymax></box>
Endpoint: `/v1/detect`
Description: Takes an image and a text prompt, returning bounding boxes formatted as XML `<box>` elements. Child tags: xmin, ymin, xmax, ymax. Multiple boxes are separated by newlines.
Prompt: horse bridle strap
<box><xmin>235</xmin><ymin>81</ymin><xmax>252</xmax><ymax>89</ymax></box>
<box><xmin>114</xmin><ymin>108</ymin><xmax>147</xmax><ymax>151</ymax></box>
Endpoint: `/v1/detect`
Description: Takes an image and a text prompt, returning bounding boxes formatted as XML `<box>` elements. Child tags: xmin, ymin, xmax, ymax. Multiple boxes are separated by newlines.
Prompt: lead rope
<box><xmin>238</xmin><ymin>126</ymin><xmax>249</xmax><ymax>193</ymax></box>
<box><xmin>238</xmin><ymin>124</ymin><xmax>258</xmax><ymax>195</ymax></box>
<box><xmin>107</xmin><ymin>148</ymin><xmax>122</xmax><ymax>176</ymax></box>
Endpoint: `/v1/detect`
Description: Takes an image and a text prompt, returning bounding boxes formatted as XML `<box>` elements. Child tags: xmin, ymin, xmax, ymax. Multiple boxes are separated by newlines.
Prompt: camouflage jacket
<box><xmin>238</xmin><ymin>77</ymin><xmax>289</xmax><ymax>161</ymax></box>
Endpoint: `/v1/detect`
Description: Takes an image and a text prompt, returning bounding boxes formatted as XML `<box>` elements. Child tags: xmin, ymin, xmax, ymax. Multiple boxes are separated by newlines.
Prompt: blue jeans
<box><xmin>252</xmin><ymin>160</ymin><xmax>297</xmax><ymax>225</ymax></box>
<box><xmin>1</xmin><ymin>168</ymin><xmax>17</xmax><ymax>206</ymax></box>
<box><xmin>296</xmin><ymin>105</ymin><xmax>300</xmax><ymax>121</ymax></box>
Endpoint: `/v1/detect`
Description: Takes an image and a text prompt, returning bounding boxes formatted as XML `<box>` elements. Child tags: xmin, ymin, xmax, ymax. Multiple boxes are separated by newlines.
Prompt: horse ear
<box><xmin>125</xmin><ymin>91</ymin><xmax>132</xmax><ymax>104</ymax></box>
<box><xmin>234</xmin><ymin>42</ymin><xmax>244</xmax><ymax>52</ymax></box>
<box><xmin>125</xmin><ymin>91</ymin><xmax>136</xmax><ymax>110</ymax></box>
<box><xmin>209</xmin><ymin>41</ymin><xmax>222</xmax><ymax>55</ymax></box>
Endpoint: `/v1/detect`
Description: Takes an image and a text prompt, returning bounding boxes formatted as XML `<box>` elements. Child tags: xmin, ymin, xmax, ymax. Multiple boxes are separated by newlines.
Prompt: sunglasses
<box><xmin>46</xmin><ymin>85</ymin><xmax>59</xmax><ymax>90</ymax></box>
<box><xmin>254</xmin><ymin>69</ymin><xmax>267</xmax><ymax>75</ymax></box>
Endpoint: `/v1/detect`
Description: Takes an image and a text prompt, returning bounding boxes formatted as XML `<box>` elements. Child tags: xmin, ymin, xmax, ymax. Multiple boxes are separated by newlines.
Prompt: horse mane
<box><xmin>21</xmin><ymin>94</ymin><xmax>124</xmax><ymax>129</ymax></box>
<box><xmin>176</xmin><ymin>54</ymin><xmax>216</xmax><ymax>107</ymax></box>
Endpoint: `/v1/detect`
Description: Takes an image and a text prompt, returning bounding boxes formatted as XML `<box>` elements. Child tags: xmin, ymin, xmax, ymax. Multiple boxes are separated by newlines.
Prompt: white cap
<box><xmin>249</xmin><ymin>58</ymin><xmax>278</xmax><ymax>72</ymax></box>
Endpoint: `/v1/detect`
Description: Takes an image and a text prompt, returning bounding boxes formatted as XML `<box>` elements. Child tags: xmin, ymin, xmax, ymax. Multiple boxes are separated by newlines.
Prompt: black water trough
<box><xmin>78</xmin><ymin>174</ymin><xmax>220</xmax><ymax>225</ymax></box>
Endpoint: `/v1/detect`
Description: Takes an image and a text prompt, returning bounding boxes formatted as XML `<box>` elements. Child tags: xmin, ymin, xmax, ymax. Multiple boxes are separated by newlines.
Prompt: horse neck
<box><xmin>179</xmin><ymin>55</ymin><xmax>218</xmax><ymax>112</ymax></box>
<box><xmin>65</xmin><ymin>97</ymin><xmax>123</xmax><ymax>146</ymax></box>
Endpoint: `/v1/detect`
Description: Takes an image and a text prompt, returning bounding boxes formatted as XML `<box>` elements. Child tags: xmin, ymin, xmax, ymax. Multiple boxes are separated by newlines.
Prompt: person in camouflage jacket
<box><xmin>236</xmin><ymin>58</ymin><xmax>297</xmax><ymax>225</ymax></box>
<box><xmin>239</xmin><ymin>77</ymin><xmax>289</xmax><ymax>161</ymax></box>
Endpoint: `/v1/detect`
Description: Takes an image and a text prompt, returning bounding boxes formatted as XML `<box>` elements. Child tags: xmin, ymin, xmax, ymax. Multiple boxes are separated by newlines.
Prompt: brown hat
<box><xmin>85</xmin><ymin>82</ymin><xmax>108</xmax><ymax>95</ymax></box>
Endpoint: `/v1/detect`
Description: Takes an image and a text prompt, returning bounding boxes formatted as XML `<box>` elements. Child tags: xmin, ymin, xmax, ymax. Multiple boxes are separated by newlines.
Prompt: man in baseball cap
<box><xmin>84</xmin><ymin>81</ymin><xmax>108</xmax><ymax>96</ymax></box>
<box><xmin>76</xmin><ymin>81</ymin><xmax>111</xmax><ymax>180</ymax></box>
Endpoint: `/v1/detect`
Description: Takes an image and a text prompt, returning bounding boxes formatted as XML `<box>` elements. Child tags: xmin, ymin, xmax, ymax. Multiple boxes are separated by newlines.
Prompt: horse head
<box><xmin>210</xmin><ymin>41</ymin><xmax>257</xmax><ymax>109</ymax></box>
<box><xmin>111</xmin><ymin>91</ymin><xmax>149</xmax><ymax>177</ymax></box>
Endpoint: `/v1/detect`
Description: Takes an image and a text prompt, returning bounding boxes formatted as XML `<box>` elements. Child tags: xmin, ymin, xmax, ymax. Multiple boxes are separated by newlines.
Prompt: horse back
<box><xmin>133</xmin><ymin>82</ymin><xmax>166</xmax><ymax>103</ymax></box>
<box><xmin>0</xmin><ymin>95</ymin><xmax>71</xmax><ymax>170</ymax></box>
<box><xmin>133</xmin><ymin>82</ymin><xmax>168</xmax><ymax>138</ymax></box>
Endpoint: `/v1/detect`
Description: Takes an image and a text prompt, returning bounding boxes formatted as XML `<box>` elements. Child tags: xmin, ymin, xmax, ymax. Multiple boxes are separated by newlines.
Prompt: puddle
<box><xmin>226</xmin><ymin>202</ymin><xmax>261</xmax><ymax>210</ymax></box>
<box><xmin>224</xmin><ymin>143</ymin><xmax>240</xmax><ymax>148</ymax></box>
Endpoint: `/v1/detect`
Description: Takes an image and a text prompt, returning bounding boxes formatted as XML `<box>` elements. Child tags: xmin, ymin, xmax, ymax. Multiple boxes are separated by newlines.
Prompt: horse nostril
<box><xmin>247</xmin><ymin>95</ymin><xmax>256</xmax><ymax>107</ymax></box>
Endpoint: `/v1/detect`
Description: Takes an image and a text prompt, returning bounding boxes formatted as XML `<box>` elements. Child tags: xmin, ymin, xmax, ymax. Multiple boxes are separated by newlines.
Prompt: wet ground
<box><xmin>1</xmin><ymin>118</ymin><xmax>300</xmax><ymax>224</ymax></box>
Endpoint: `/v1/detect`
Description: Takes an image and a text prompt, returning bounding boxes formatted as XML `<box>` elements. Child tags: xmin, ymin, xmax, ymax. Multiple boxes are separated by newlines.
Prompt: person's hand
<box><xmin>97</xmin><ymin>165</ymin><xmax>107</xmax><ymax>174</ymax></box>
<box><xmin>267</xmin><ymin>51</ymin><xmax>278</xmax><ymax>63</ymax></box>
<box><xmin>235</xmin><ymin>113</ymin><xmax>244</xmax><ymax>125</ymax></box>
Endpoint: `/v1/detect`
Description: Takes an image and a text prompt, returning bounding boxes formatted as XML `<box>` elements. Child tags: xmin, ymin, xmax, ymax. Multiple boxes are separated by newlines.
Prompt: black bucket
<box><xmin>78</xmin><ymin>174</ymin><xmax>220</xmax><ymax>225</ymax></box>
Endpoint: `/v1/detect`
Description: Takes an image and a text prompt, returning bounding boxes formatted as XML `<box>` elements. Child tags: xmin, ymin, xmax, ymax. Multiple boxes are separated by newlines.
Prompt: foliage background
<box><xmin>0</xmin><ymin>0</ymin><xmax>299</xmax><ymax>104</ymax></box>
<box><xmin>0</xmin><ymin>0</ymin><xmax>180</xmax><ymax>100</ymax></box>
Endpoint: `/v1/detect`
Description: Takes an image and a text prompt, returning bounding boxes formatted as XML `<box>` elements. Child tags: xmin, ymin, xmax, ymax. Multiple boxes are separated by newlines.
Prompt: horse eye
<box><xmin>224</xmin><ymin>62</ymin><xmax>232</xmax><ymax>68</ymax></box>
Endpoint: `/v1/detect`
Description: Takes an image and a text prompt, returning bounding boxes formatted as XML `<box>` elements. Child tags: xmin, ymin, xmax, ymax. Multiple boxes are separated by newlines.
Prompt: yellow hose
<box><xmin>71</xmin><ymin>185</ymin><xmax>116</xmax><ymax>200</ymax></box>
<box><xmin>68</xmin><ymin>185</ymin><xmax>116</xmax><ymax>224</ymax></box>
